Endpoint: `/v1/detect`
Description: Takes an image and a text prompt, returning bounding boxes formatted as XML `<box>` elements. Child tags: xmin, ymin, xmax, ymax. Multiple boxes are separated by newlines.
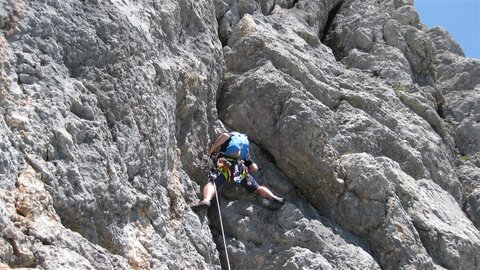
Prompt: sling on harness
<box><xmin>215</xmin><ymin>156</ymin><xmax>247</xmax><ymax>184</ymax></box>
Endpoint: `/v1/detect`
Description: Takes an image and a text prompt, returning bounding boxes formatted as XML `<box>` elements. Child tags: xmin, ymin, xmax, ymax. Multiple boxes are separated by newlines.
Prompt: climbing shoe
<box><xmin>190</xmin><ymin>200</ymin><xmax>211</xmax><ymax>211</ymax></box>
<box><xmin>272</xmin><ymin>197</ymin><xmax>285</xmax><ymax>205</ymax></box>
<box><xmin>260</xmin><ymin>198</ymin><xmax>283</xmax><ymax>210</ymax></box>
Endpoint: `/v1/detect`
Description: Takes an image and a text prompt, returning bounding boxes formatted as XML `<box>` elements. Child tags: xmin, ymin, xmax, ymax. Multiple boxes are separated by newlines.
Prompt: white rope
<box><xmin>213</xmin><ymin>182</ymin><xmax>231</xmax><ymax>270</ymax></box>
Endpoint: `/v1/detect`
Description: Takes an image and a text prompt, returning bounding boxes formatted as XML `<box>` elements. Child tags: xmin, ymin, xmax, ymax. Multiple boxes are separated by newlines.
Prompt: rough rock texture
<box><xmin>1</xmin><ymin>0</ymin><xmax>222</xmax><ymax>268</ymax></box>
<box><xmin>1</xmin><ymin>0</ymin><xmax>479</xmax><ymax>269</ymax></box>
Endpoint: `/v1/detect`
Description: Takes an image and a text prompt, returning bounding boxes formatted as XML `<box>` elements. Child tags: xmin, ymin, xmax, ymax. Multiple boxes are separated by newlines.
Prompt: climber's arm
<box><xmin>208</xmin><ymin>132</ymin><xmax>230</xmax><ymax>156</ymax></box>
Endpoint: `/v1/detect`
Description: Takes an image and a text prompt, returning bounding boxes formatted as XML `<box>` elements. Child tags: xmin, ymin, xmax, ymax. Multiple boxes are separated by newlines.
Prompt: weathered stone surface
<box><xmin>209</xmin><ymin>146</ymin><xmax>380</xmax><ymax>270</ymax></box>
<box><xmin>335</xmin><ymin>153</ymin><xmax>479</xmax><ymax>269</ymax></box>
<box><xmin>1</xmin><ymin>0</ymin><xmax>222</xmax><ymax>268</ymax></box>
<box><xmin>215</xmin><ymin>0</ymin><xmax>297</xmax><ymax>45</ymax></box>
<box><xmin>1</xmin><ymin>0</ymin><xmax>479</xmax><ymax>269</ymax></box>
<box><xmin>324</xmin><ymin>0</ymin><xmax>435</xmax><ymax>85</ymax></box>
<box><xmin>432</xmin><ymin>36</ymin><xmax>480</xmax><ymax>231</ymax></box>
<box><xmin>218</xmin><ymin>0</ymin><xmax>479</xmax><ymax>269</ymax></box>
<box><xmin>427</xmin><ymin>26</ymin><xmax>464</xmax><ymax>56</ymax></box>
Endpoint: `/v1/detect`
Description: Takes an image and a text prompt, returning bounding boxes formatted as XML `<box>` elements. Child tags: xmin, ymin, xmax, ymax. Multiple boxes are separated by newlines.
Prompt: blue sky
<box><xmin>414</xmin><ymin>0</ymin><xmax>480</xmax><ymax>59</ymax></box>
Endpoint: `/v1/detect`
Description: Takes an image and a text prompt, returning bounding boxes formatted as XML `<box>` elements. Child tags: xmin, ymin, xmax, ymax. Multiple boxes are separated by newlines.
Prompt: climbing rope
<box><xmin>213</xmin><ymin>182</ymin><xmax>231</xmax><ymax>270</ymax></box>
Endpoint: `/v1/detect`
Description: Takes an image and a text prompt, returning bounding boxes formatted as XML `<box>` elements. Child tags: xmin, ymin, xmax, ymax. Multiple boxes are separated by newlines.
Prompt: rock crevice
<box><xmin>1</xmin><ymin>0</ymin><xmax>479</xmax><ymax>269</ymax></box>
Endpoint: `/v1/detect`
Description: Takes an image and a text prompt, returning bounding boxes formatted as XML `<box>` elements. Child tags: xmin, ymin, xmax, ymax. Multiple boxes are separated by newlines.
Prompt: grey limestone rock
<box><xmin>427</xmin><ymin>26</ymin><xmax>464</xmax><ymax>56</ymax></box>
<box><xmin>208</xmin><ymin>146</ymin><xmax>380</xmax><ymax>270</ymax></box>
<box><xmin>218</xmin><ymin>0</ymin><xmax>479</xmax><ymax>269</ymax></box>
<box><xmin>1</xmin><ymin>0</ymin><xmax>222</xmax><ymax>269</ymax></box>
<box><xmin>324</xmin><ymin>0</ymin><xmax>435</xmax><ymax>85</ymax></box>
<box><xmin>1</xmin><ymin>0</ymin><xmax>479</xmax><ymax>269</ymax></box>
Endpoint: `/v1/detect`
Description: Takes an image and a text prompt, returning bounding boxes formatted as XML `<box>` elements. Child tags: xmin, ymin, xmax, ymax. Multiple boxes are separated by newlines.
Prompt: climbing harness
<box><xmin>215</xmin><ymin>156</ymin><xmax>247</xmax><ymax>184</ymax></box>
<box><xmin>213</xmin><ymin>181</ymin><xmax>231</xmax><ymax>270</ymax></box>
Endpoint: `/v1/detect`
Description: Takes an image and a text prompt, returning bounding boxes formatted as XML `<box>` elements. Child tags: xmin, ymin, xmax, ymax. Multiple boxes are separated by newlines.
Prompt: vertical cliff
<box><xmin>1</xmin><ymin>0</ymin><xmax>479</xmax><ymax>269</ymax></box>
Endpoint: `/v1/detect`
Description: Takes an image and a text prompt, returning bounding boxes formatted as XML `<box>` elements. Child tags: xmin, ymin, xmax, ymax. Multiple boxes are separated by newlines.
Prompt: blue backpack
<box><xmin>222</xmin><ymin>132</ymin><xmax>249</xmax><ymax>160</ymax></box>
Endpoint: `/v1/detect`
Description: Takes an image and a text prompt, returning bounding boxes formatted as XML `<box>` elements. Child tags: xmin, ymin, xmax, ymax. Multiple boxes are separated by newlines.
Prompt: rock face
<box><xmin>1</xmin><ymin>0</ymin><xmax>222</xmax><ymax>268</ymax></box>
<box><xmin>0</xmin><ymin>0</ymin><xmax>479</xmax><ymax>269</ymax></box>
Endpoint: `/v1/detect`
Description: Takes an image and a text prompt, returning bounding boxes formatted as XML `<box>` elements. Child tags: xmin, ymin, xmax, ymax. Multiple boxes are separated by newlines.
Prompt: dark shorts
<box><xmin>208</xmin><ymin>170</ymin><xmax>259</xmax><ymax>193</ymax></box>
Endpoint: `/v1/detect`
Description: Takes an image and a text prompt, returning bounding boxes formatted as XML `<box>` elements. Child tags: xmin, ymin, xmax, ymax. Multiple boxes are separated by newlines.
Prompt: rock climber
<box><xmin>191</xmin><ymin>131</ymin><xmax>285</xmax><ymax>211</ymax></box>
